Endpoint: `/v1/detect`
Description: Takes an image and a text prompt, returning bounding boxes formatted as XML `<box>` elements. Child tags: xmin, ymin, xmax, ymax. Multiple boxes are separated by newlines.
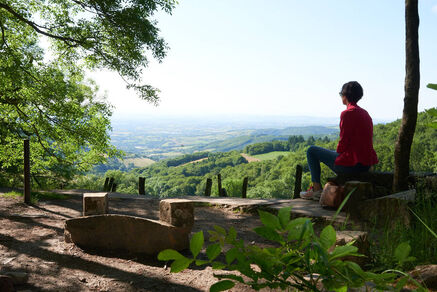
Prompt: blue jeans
<box><xmin>306</xmin><ymin>146</ymin><xmax>370</xmax><ymax>183</ymax></box>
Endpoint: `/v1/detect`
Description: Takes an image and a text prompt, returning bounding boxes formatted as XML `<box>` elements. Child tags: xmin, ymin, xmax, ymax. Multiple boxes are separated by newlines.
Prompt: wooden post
<box><xmin>24</xmin><ymin>139</ymin><xmax>31</xmax><ymax>204</ymax></box>
<box><xmin>293</xmin><ymin>164</ymin><xmax>303</xmax><ymax>199</ymax></box>
<box><xmin>242</xmin><ymin>177</ymin><xmax>248</xmax><ymax>198</ymax></box>
<box><xmin>139</xmin><ymin>177</ymin><xmax>146</xmax><ymax>195</ymax></box>
<box><xmin>103</xmin><ymin>177</ymin><xmax>110</xmax><ymax>192</ymax></box>
<box><xmin>217</xmin><ymin>174</ymin><xmax>223</xmax><ymax>197</ymax></box>
<box><xmin>204</xmin><ymin>178</ymin><xmax>212</xmax><ymax>196</ymax></box>
<box><xmin>108</xmin><ymin>177</ymin><xmax>115</xmax><ymax>192</ymax></box>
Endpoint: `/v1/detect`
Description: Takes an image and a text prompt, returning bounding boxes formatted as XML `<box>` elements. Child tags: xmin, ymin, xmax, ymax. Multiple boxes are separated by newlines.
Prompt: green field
<box><xmin>122</xmin><ymin>158</ymin><xmax>156</xmax><ymax>167</ymax></box>
<box><xmin>252</xmin><ymin>151</ymin><xmax>290</xmax><ymax>161</ymax></box>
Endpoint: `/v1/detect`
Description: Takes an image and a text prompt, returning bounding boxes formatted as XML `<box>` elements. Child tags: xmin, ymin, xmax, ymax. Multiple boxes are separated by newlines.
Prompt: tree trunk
<box><xmin>393</xmin><ymin>0</ymin><xmax>420</xmax><ymax>192</ymax></box>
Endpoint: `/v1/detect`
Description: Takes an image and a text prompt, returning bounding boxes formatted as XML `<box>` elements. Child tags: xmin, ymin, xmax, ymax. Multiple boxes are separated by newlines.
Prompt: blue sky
<box><xmin>91</xmin><ymin>1</ymin><xmax>437</xmax><ymax>122</ymax></box>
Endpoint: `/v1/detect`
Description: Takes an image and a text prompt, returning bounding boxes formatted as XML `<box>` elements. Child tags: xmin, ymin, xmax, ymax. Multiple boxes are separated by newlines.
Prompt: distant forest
<box><xmin>71</xmin><ymin>110</ymin><xmax>436</xmax><ymax>198</ymax></box>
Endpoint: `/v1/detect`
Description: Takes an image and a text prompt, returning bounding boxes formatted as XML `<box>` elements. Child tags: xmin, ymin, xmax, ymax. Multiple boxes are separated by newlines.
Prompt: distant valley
<box><xmin>109</xmin><ymin>116</ymin><xmax>340</xmax><ymax>161</ymax></box>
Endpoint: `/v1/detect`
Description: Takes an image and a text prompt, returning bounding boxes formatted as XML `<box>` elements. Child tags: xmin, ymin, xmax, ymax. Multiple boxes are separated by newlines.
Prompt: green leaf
<box><xmin>258</xmin><ymin>210</ymin><xmax>281</xmax><ymax>230</ymax></box>
<box><xmin>170</xmin><ymin>257</ymin><xmax>193</xmax><ymax>273</ymax></box>
<box><xmin>286</xmin><ymin>217</ymin><xmax>311</xmax><ymax>241</ymax></box>
<box><xmin>297</xmin><ymin>219</ymin><xmax>313</xmax><ymax>244</ymax></box>
<box><xmin>206</xmin><ymin>243</ymin><xmax>221</xmax><ymax>261</ymax></box>
<box><xmin>330</xmin><ymin>245</ymin><xmax>359</xmax><ymax>260</ymax></box>
<box><xmin>319</xmin><ymin>225</ymin><xmax>336</xmax><ymax>250</ymax></box>
<box><xmin>332</xmin><ymin>187</ymin><xmax>356</xmax><ymax>222</ymax></box>
<box><xmin>333</xmin><ymin>286</ymin><xmax>348</xmax><ymax>292</ymax></box>
<box><xmin>346</xmin><ymin>261</ymin><xmax>366</xmax><ymax>277</ymax></box>
<box><xmin>254</xmin><ymin>226</ymin><xmax>283</xmax><ymax>243</ymax></box>
<box><xmin>427</xmin><ymin>83</ymin><xmax>437</xmax><ymax>90</ymax></box>
<box><xmin>157</xmin><ymin>249</ymin><xmax>184</xmax><ymax>261</ymax></box>
<box><xmin>210</xmin><ymin>280</ymin><xmax>235</xmax><ymax>292</ymax></box>
<box><xmin>213</xmin><ymin>225</ymin><xmax>227</xmax><ymax>236</ymax></box>
<box><xmin>394</xmin><ymin>241</ymin><xmax>411</xmax><ymax>263</ymax></box>
<box><xmin>409</xmin><ymin>207</ymin><xmax>437</xmax><ymax>239</ymax></box>
<box><xmin>195</xmin><ymin>259</ymin><xmax>208</xmax><ymax>266</ymax></box>
<box><xmin>425</xmin><ymin>108</ymin><xmax>437</xmax><ymax>116</ymax></box>
<box><xmin>226</xmin><ymin>227</ymin><xmax>237</xmax><ymax>243</ymax></box>
<box><xmin>215</xmin><ymin>274</ymin><xmax>244</xmax><ymax>283</ymax></box>
<box><xmin>211</xmin><ymin>261</ymin><xmax>227</xmax><ymax>270</ymax></box>
<box><xmin>190</xmin><ymin>231</ymin><xmax>204</xmax><ymax>258</ymax></box>
<box><xmin>278</xmin><ymin>206</ymin><xmax>292</xmax><ymax>229</ymax></box>
<box><xmin>225</xmin><ymin>247</ymin><xmax>239</xmax><ymax>264</ymax></box>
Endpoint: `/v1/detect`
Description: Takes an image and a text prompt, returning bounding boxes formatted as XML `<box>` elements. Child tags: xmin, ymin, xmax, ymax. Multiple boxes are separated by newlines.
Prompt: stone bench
<box><xmin>66</xmin><ymin>198</ymin><xmax>194</xmax><ymax>255</ymax></box>
<box><xmin>330</xmin><ymin>178</ymin><xmax>416</xmax><ymax>226</ymax></box>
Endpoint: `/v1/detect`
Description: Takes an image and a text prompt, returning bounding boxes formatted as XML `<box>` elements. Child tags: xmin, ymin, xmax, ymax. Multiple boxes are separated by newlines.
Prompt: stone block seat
<box><xmin>83</xmin><ymin>192</ymin><xmax>108</xmax><ymax>216</ymax></box>
<box><xmin>327</xmin><ymin>172</ymin><xmax>419</xmax><ymax>226</ymax></box>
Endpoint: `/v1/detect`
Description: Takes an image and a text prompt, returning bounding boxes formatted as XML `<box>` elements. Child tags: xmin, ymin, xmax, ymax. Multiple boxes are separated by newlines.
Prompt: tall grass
<box><xmin>370</xmin><ymin>188</ymin><xmax>437</xmax><ymax>270</ymax></box>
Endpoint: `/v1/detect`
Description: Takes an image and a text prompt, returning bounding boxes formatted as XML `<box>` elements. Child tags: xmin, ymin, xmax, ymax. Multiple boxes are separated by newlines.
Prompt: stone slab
<box><xmin>83</xmin><ymin>192</ymin><xmax>108</xmax><ymax>216</ymax></box>
<box><xmin>381</xmin><ymin>189</ymin><xmax>415</xmax><ymax>202</ymax></box>
<box><xmin>64</xmin><ymin>214</ymin><xmax>190</xmax><ymax>255</ymax></box>
<box><xmin>409</xmin><ymin>265</ymin><xmax>437</xmax><ymax>290</ymax></box>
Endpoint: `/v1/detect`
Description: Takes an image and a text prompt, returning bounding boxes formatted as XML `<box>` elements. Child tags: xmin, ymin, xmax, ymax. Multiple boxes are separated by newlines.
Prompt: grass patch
<box><xmin>0</xmin><ymin>191</ymin><xmax>69</xmax><ymax>203</ymax></box>
<box><xmin>0</xmin><ymin>191</ymin><xmax>22</xmax><ymax>199</ymax></box>
<box><xmin>252</xmin><ymin>151</ymin><xmax>289</xmax><ymax>161</ymax></box>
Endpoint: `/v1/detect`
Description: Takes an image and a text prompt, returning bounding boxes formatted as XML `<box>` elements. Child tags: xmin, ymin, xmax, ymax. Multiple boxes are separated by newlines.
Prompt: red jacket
<box><xmin>335</xmin><ymin>103</ymin><xmax>378</xmax><ymax>166</ymax></box>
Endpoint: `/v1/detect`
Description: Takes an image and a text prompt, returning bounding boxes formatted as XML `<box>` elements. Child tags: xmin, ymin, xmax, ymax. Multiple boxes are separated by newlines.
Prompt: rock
<box><xmin>5</xmin><ymin>272</ymin><xmax>28</xmax><ymax>285</ymax></box>
<box><xmin>409</xmin><ymin>265</ymin><xmax>437</xmax><ymax>290</ymax></box>
<box><xmin>65</xmin><ymin>214</ymin><xmax>191</xmax><ymax>255</ymax></box>
<box><xmin>336</xmin><ymin>231</ymin><xmax>369</xmax><ymax>266</ymax></box>
<box><xmin>159</xmin><ymin>199</ymin><xmax>194</xmax><ymax>228</ymax></box>
<box><xmin>83</xmin><ymin>192</ymin><xmax>108</xmax><ymax>216</ymax></box>
<box><xmin>0</xmin><ymin>275</ymin><xmax>14</xmax><ymax>292</ymax></box>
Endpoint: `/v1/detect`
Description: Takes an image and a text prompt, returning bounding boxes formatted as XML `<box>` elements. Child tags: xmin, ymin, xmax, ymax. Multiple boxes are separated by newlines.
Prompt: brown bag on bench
<box><xmin>319</xmin><ymin>182</ymin><xmax>345</xmax><ymax>208</ymax></box>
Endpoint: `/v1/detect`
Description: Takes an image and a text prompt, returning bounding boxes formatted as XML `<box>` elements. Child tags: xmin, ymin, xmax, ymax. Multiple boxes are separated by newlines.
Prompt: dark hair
<box><xmin>340</xmin><ymin>81</ymin><xmax>363</xmax><ymax>103</ymax></box>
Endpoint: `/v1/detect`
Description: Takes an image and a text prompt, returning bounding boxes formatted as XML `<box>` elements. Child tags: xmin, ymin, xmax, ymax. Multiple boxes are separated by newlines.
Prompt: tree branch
<box><xmin>0</xmin><ymin>19</ymin><xmax>6</xmax><ymax>47</ymax></box>
<box><xmin>0</xmin><ymin>2</ymin><xmax>84</xmax><ymax>47</ymax></box>
<box><xmin>12</xmin><ymin>103</ymin><xmax>59</xmax><ymax>161</ymax></box>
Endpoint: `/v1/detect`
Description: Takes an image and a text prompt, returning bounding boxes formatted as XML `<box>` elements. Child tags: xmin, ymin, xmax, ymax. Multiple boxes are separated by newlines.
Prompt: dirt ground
<box><xmin>0</xmin><ymin>192</ymin><xmax>272</xmax><ymax>291</ymax></box>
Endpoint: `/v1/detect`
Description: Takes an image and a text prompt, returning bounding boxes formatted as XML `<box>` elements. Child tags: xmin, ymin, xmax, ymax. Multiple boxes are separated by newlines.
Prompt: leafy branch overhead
<box><xmin>0</xmin><ymin>0</ymin><xmax>176</xmax><ymax>102</ymax></box>
<box><xmin>0</xmin><ymin>0</ymin><xmax>175</xmax><ymax>183</ymax></box>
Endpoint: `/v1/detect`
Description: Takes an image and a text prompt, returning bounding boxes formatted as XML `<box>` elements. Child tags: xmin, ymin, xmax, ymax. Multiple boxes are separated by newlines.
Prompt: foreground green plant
<box><xmin>158</xmin><ymin>207</ymin><xmax>413</xmax><ymax>291</ymax></box>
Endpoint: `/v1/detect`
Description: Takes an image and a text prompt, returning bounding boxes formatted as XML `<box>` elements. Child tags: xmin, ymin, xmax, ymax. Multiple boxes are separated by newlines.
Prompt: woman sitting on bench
<box><xmin>300</xmin><ymin>81</ymin><xmax>378</xmax><ymax>200</ymax></box>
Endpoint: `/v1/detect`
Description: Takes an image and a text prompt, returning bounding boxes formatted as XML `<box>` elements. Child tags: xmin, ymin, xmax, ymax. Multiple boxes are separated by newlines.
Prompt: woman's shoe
<box><xmin>300</xmin><ymin>186</ymin><xmax>322</xmax><ymax>200</ymax></box>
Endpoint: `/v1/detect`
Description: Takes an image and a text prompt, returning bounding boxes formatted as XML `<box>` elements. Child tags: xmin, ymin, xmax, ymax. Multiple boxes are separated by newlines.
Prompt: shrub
<box><xmin>158</xmin><ymin>207</ymin><xmax>425</xmax><ymax>291</ymax></box>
